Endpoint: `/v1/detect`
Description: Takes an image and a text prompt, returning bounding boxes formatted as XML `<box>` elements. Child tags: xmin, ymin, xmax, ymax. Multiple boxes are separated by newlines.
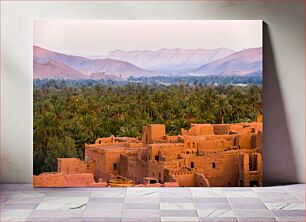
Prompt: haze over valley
<box><xmin>34</xmin><ymin>46</ymin><xmax>262</xmax><ymax>81</ymax></box>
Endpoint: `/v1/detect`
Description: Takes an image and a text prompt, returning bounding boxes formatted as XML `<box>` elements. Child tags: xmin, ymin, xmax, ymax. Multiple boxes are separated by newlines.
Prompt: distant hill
<box><xmin>193</xmin><ymin>48</ymin><xmax>262</xmax><ymax>76</ymax></box>
<box><xmin>34</xmin><ymin>46</ymin><xmax>89</xmax><ymax>71</ymax></box>
<box><xmin>33</xmin><ymin>60</ymin><xmax>87</xmax><ymax>80</ymax></box>
<box><xmin>77</xmin><ymin>58</ymin><xmax>153</xmax><ymax>79</ymax></box>
<box><xmin>103</xmin><ymin>48</ymin><xmax>235</xmax><ymax>71</ymax></box>
<box><xmin>34</xmin><ymin>46</ymin><xmax>153</xmax><ymax>80</ymax></box>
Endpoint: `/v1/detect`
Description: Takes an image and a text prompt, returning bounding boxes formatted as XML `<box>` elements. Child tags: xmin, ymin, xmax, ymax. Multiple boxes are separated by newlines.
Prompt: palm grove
<box><xmin>33</xmin><ymin>80</ymin><xmax>262</xmax><ymax>175</ymax></box>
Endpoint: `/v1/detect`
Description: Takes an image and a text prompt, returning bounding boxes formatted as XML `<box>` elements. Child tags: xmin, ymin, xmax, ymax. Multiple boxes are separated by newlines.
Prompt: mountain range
<box><xmin>194</xmin><ymin>47</ymin><xmax>262</xmax><ymax>76</ymax></box>
<box><xmin>34</xmin><ymin>46</ymin><xmax>153</xmax><ymax>80</ymax></box>
<box><xmin>102</xmin><ymin>48</ymin><xmax>235</xmax><ymax>71</ymax></box>
<box><xmin>33</xmin><ymin>46</ymin><xmax>262</xmax><ymax>80</ymax></box>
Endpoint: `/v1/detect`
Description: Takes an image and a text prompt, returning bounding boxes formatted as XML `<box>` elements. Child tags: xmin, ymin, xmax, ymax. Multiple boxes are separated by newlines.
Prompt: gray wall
<box><xmin>1</xmin><ymin>1</ymin><xmax>305</xmax><ymax>184</ymax></box>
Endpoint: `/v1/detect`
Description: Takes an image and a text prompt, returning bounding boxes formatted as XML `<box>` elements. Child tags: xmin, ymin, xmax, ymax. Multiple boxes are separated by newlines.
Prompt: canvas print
<box><xmin>33</xmin><ymin>20</ymin><xmax>263</xmax><ymax>187</ymax></box>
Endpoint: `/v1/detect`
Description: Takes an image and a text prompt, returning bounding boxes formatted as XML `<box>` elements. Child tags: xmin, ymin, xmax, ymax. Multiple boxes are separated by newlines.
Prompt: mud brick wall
<box><xmin>257</xmin><ymin>131</ymin><xmax>263</xmax><ymax>153</ymax></box>
<box><xmin>172</xmin><ymin>172</ymin><xmax>195</xmax><ymax>187</ymax></box>
<box><xmin>213</xmin><ymin>124</ymin><xmax>230</xmax><ymax>135</ymax></box>
<box><xmin>239</xmin><ymin>152</ymin><xmax>263</xmax><ymax>187</ymax></box>
<box><xmin>148</xmin><ymin>143</ymin><xmax>185</xmax><ymax>161</ymax></box>
<box><xmin>33</xmin><ymin>172</ymin><xmax>107</xmax><ymax>187</ymax></box>
<box><xmin>148</xmin><ymin>160</ymin><xmax>165</xmax><ymax>183</ymax></box>
<box><xmin>119</xmin><ymin>154</ymin><xmax>129</xmax><ymax>178</ymax></box>
<box><xmin>85</xmin><ymin>146</ymin><xmax>106</xmax><ymax>179</ymax></box>
<box><xmin>57</xmin><ymin>158</ymin><xmax>96</xmax><ymax>175</ymax></box>
<box><xmin>165</xmin><ymin>135</ymin><xmax>179</xmax><ymax>143</ymax></box>
<box><xmin>239</xmin><ymin>127</ymin><xmax>254</xmax><ymax>149</ymax></box>
<box><xmin>195</xmin><ymin>173</ymin><xmax>210</xmax><ymax>187</ymax></box>
<box><xmin>95</xmin><ymin>136</ymin><xmax>114</xmax><ymax>144</ymax></box>
<box><xmin>120</xmin><ymin>153</ymin><xmax>148</xmax><ymax>184</ymax></box>
<box><xmin>182</xmin><ymin>124</ymin><xmax>214</xmax><ymax>136</ymax></box>
<box><xmin>142</xmin><ymin>124</ymin><xmax>166</xmax><ymax>145</ymax></box>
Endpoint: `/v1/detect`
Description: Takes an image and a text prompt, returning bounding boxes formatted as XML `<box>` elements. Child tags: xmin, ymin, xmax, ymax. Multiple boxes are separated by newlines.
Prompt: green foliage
<box><xmin>128</xmin><ymin>75</ymin><xmax>262</xmax><ymax>86</ymax></box>
<box><xmin>33</xmin><ymin>81</ymin><xmax>262</xmax><ymax>174</ymax></box>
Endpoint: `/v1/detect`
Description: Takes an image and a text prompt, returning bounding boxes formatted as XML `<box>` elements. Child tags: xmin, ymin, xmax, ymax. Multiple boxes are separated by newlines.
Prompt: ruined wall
<box><xmin>182</xmin><ymin>124</ymin><xmax>214</xmax><ymax>136</ymax></box>
<box><xmin>100</xmin><ymin>149</ymin><xmax>125</xmax><ymax>181</ymax></box>
<box><xmin>190</xmin><ymin>153</ymin><xmax>225</xmax><ymax>186</ymax></box>
<box><xmin>239</xmin><ymin>152</ymin><xmax>263</xmax><ymax>187</ymax></box>
<box><xmin>195</xmin><ymin>173</ymin><xmax>210</xmax><ymax>187</ymax></box>
<box><xmin>172</xmin><ymin>172</ymin><xmax>195</xmax><ymax>187</ymax></box>
<box><xmin>85</xmin><ymin>146</ymin><xmax>106</xmax><ymax>179</ymax></box>
<box><xmin>215</xmin><ymin>152</ymin><xmax>241</xmax><ymax>186</ymax></box>
<box><xmin>257</xmin><ymin>130</ymin><xmax>263</xmax><ymax>153</ymax></box>
<box><xmin>148</xmin><ymin>160</ymin><xmax>165</xmax><ymax>183</ymax></box>
<box><xmin>33</xmin><ymin>172</ymin><xmax>107</xmax><ymax>187</ymax></box>
<box><xmin>257</xmin><ymin>153</ymin><xmax>263</xmax><ymax>186</ymax></box>
<box><xmin>119</xmin><ymin>154</ymin><xmax>129</xmax><ymax>178</ymax></box>
<box><xmin>179</xmin><ymin>151</ymin><xmax>242</xmax><ymax>187</ymax></box>
<box><xmin>95</xmin><ymin>136</ymin><xmax>114</xmax><ymax>144</ymax></box>
<box><xmin>148</xmin><ymin>143</ymin><xmax>185</xmax><ymax>162</ymax></box>
<box><xmin>249</xmin><ymin>122</ymin><xmax>263</xmax><ymax>132</ymax></box>
<box><xmin>213</xmin><ymin>124</ymin><xmax>230</xmax><ymax>135</ymax></box>
<box><xmin>86</xmin><ymin>143</ymin><xmax>147</xmax><ymax>182</ymax></box>
<box><xmin>240</xmin><ymin>127</ymin><xmax>255</xmax><ymax>150</ymax></box>
<box><xmin>229</xmin><ymin>124</ymin><xmax>244</xmax><ymax>133</ymax></box>
<box><xmin>120</xmin><ymin>151</ymin><xmax>147</xmax><ymax>184</ymax></box>
<box><xmin>128</xmin><ymin>143</ymin><xmax>144</xmax><ymax>148</ymax></box>
<box><xmin>57</xmin><ymin>158</ymin><xmax>96</xmax><ymax>175</ymax></box>
<box><xmin>165</xmin><ymin>135</ymin><xmax>179</xmax><ymax>143</ymax></box>
<box><xmin>142</xmin><ymin>124</ymin><xmax>166</xmax><ymax>145</ymax></box>
<box><xmin>184</xmin><ymin>135</ymin><xmax>237</xmax><ymax>153</ymax></box>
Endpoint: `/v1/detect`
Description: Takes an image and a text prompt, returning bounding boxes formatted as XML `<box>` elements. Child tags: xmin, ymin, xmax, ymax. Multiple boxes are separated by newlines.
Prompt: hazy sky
<box><xmin>34</xmin><ymin>20</ymin><xmax>262</xmax><ymax>56</ymax></box>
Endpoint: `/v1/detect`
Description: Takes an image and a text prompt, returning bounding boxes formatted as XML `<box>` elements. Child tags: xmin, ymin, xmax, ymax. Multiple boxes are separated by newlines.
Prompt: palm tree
<box><xmin>213</xmin><ymin>94</ymin><xmax>232</xmax><ymax>124</ymax></box>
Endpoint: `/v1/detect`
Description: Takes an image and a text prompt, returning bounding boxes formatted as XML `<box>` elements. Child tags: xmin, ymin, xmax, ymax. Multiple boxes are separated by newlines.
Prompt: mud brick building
<box><xmin>33</xmin><ymin>122</ymin><xmax>263</xmax><ymax>187</ymax></box>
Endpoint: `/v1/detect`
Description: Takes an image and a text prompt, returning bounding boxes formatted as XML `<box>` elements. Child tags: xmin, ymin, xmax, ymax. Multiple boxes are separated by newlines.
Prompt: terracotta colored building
<box><xmin>34</xmin><ymin>122</ymin><xmax>263</xmax><ymax>187</ymax></box>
